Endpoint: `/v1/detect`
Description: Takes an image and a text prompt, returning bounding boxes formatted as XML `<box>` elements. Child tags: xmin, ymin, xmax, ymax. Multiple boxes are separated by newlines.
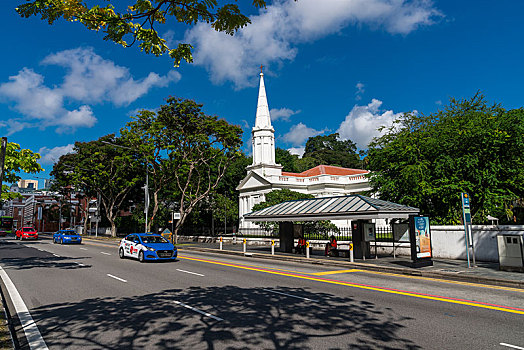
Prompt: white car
<box><xmin>119</xmin><ymin>233</ymin><xmax>177</xmax><ymax>263</ymax></box>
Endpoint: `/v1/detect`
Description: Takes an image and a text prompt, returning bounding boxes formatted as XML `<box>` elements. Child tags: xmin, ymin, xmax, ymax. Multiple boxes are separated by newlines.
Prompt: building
<box><xmin>18</xmin><ymin>179</ymin><xmax>39</xmax><ymax>190</ymax></box>
<box><xmin>237</xmin><ymin>71</ymin><xmax>371</xmax><ymax>228</ymax></box>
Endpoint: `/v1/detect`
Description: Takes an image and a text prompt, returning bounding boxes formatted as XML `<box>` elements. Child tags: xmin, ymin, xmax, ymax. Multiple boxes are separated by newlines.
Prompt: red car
<box><xmin>15</xmin><ymin>227</ymin><xmax>39</xmax><ymax>240</ymax></box>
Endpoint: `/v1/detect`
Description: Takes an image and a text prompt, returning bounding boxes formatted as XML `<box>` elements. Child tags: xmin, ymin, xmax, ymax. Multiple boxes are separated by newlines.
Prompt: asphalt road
<box><xmin>0</xmin><ymin>235</ymin><xmax>523</xmax><ymax>350</ymax></box>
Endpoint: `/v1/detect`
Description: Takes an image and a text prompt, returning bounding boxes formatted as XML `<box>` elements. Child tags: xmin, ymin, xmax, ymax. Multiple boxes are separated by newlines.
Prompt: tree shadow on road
<box><xmin>30</xmin><ymin>286</ymin><xmax>419</xmax><ymax>350</ymax></box>
<box><xmin>0</xmin><ymin>242</ymin><xmax>91</xmax><ymax>270</ymax></box>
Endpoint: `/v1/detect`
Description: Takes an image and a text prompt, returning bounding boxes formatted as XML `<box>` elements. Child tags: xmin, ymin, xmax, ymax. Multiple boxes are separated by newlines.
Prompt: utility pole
<box><xmin>0</xmin><ymin>137</ymin><xmax>7</xmax><ymax>204</ymax></box>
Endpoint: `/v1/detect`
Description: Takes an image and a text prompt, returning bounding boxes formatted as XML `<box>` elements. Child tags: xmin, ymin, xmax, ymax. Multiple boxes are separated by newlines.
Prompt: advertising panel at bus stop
<box><xmin>409</xmin><ymin>215</ymin><xmax>433</xmax><ymax>267</ymax></box>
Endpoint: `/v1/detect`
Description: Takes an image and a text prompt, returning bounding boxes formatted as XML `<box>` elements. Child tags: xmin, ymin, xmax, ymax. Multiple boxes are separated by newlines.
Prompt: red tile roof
<box><xmin>282</xmin><ymin>165</ymin><xmax>369</xmax><ymax>177</ymax></box>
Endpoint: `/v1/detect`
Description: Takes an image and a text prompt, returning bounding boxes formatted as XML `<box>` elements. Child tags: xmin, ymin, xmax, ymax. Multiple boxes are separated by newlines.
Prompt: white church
<box><xmin>237</xmin><ymin>70</ymin><xmax>371</xmax><ymax>228</ymax></box>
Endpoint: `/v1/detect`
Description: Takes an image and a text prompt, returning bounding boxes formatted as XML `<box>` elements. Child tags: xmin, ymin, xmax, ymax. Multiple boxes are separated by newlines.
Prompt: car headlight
<box><xmin>146</xmin><ymin>247</ymin><xmax>155</xmax><ymax>251</ymax></box>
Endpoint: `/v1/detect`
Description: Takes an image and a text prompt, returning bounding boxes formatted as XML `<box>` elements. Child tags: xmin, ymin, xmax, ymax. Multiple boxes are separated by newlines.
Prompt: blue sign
<box><xmin>462</xmin><ymin>193</ymin><xmax>470</xmax><ymax>208</ymax></box>
<box><xmin>415</xmin><ymin>217</ymin><xmax>427</xmax><ymax>231</ymax></box>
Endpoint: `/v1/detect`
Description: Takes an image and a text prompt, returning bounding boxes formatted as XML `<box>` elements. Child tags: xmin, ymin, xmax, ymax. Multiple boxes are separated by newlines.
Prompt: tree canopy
<box><xmin>1</xmin><ymin>141</ymin><xmax>43</xmax><ymax>201</ymax></box>
<box><xmin>275</xmin><ymin>134</ymin><xmax>363</xmax><ymax>173</ymax></box>
<box><xmin>251</xmin><ymin>189</ymin><xmax>338</xmax><ymax>235</ymax></box>
<box><xmin>302</xmin><ymin>133</ymin><xmax>360</xmax><ymax>169</ymax></box>
<box><xmin>51</xmin><ymin>135</ymin><xmax>143</xmax><ymax>236</ymax></box>
<box><xmin>367</xmin><ymin>93</ymin><xmax>524</xmax><ymax>224</ymax></box>
<box><xmin>121</xmin><ymin>97</ymin><xmax>243</xmax><ymax>238</ymax></box>
<box><xmin>16</xmin><ymin>0</ymin><xmax>267</xmax><ymax>67</ymax></box>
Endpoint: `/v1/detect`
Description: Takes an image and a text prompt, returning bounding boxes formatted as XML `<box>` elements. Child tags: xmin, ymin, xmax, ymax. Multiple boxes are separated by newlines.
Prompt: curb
<box><xmin>180</xmin><ymin>246</ymin><xmax>524</xmax><ymax>290</ymax></box>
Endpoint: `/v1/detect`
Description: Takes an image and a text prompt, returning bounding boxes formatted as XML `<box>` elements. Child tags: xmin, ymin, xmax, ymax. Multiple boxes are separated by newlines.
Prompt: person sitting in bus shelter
<box><xmin>295</xmin><ymin>236</ymin><xmax>307</xmax><ymax>254</ymax></box>
<box><xmin>325</xmin><ymin>235</ymin><xmax>337</xmax><ymax>256</ymax></box>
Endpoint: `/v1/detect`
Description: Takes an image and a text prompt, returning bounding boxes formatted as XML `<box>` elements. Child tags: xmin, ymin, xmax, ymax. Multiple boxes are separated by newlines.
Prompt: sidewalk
<box><xmin>178</xmin><ymin>240</ymin><xmax>524</xmax><ymax>289</ymax></box>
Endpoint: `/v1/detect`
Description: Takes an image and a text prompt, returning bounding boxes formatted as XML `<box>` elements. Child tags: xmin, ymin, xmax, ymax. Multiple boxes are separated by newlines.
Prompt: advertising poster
<box><xmin>415</xmin><ymin>216</ymin><xmax>432</xmax><ymax>258</ymax></box>
<box><xmin>363</xmin><ymin>223</ymin><xmax>376</xmax><ymax>242</ymax></box>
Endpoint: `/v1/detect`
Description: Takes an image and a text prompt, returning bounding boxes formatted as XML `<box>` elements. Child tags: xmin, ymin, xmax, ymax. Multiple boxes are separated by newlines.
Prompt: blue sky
<box><xmin>2</xmin><ymin>1</ymin><xmax>524</xmax><ymax>186</ymax></box>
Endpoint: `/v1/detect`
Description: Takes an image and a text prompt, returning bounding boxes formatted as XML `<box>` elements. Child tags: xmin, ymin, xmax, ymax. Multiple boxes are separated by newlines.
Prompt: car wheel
<box><xmin>119</xmin><ymin>248</ymin><xmax>125</xmax><ymax>259</ymax></box>
<box><xmin>138</xmin><ymin>250</ymin><xmax>145</xmax><ymax>263</ymax></box>
<box><xmin>53</xmin><ymin>238</ymin><xmax>57</xmax><ymax>244</ymax></box>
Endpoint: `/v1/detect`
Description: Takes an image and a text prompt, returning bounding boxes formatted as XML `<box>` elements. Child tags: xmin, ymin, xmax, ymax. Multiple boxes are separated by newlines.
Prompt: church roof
<box><xmin>282</xmin><ymin>165</ymin><xmax>369</xmax><ymax>178</ymax></box>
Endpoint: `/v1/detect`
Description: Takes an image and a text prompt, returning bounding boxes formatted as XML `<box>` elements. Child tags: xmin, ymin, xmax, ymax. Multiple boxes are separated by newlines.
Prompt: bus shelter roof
<box><xmin>243</xmin><ymin>195</ymin><xmax>420</xmax><ymax>222</ymax></box>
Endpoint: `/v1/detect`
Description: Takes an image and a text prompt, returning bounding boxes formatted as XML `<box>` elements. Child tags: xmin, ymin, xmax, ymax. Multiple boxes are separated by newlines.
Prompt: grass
<box><xmin>0</xmin><ymin>303</ymin><xmax>12</xmax><ymax>350</ymax></box>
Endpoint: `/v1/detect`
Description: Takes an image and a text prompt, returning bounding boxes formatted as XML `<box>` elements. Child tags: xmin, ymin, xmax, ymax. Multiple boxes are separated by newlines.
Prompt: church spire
<box><xmin>255</xmin><ymin>67</ymin><xmax>272</xmax><ymax>129</ymax></box>
<box><xmin>251</xmin><ymin>68</ymin><xmax>276</xmax><ymax>166</ymax></box>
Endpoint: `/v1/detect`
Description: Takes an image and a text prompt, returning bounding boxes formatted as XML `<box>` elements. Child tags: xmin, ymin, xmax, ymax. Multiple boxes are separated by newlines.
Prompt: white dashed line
<box><xmin>100</xmin><ymin>252</ymin><xmax>111</xmax><ymax>255</ymax></box>
<box><xmin>77</xmin><ymin>263</ymin><xmax>85</xmax><ymax>267</ymax></box>
<box><xmin>501</xmin><ymin>343</ymin><xmax>524</xmax><ymax>350</ymax></box>
<box><xmin>79</xmin><ymin>247</ymin><xmax>88</xmax><ymax>250</ymax></box>
<box><xmin>0</xmin><ymin>266</ymin><xmax>48</xmax><ymax>349</ymax></box>
<box><xmin>107</xmin><ymin>274</ymin><xmax>127</xmax><ymax>283</ymax></box>
<box><xmin>173</xmin><ymin>300</ymin><xmax>223</xmax><ymax>321</ymax></box>
<box><xmin>176</xmin><ymin>269</ymin><xmax>204</xmax><ymax>277</ymax></box>
<box><xmin>262</xmin><ymin>288</ymin><xmax>318</xmax><ymax>302</ymax></box>
<box><xmin>52</xmin><ymin>254</ymin><xmax>60</xmax><ymax>257</ymax></box>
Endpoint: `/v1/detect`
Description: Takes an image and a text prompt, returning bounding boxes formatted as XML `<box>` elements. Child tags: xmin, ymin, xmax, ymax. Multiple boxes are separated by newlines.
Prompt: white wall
<box><xmin>377</xmin><ymin>225</ymin><xmax>524</xmax><ymax>262</ymax></box>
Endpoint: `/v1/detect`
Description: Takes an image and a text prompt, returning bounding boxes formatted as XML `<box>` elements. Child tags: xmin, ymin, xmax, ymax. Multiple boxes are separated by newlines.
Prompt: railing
<box><xmin>178</xmin><ymin>225</ymin><xmax>393</xmax><ymax>242</ymax></box>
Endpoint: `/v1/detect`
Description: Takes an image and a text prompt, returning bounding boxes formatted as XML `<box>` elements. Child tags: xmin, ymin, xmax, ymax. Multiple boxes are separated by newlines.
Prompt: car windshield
<box><xmin>61</xmin><ymin>231</ymin><xmax>75</xmax><ymax>235</ymax></box>
<box><xmin>23</xmin><ymin>228</ymin><xmax>35</xmax><ymax>232</ymax></box>
<box><xmin>141</xmin><ymin>236</ymin><xmax>168</xmax><ymax>244</ymax></box>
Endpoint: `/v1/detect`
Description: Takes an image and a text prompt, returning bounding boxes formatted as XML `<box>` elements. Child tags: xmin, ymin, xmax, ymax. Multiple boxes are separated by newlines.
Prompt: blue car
<box><xmin>53</xmin><ymin>230</ymin><xmax>82</xmax><ymax>244</ymax></box>
<box><xmin>119</xmin><ymin>233</ymin><xmax>177</xmax><ymax>262</ymax></box>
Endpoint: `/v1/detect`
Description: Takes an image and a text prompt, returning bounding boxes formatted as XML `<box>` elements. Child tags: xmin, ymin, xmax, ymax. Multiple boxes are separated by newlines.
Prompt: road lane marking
<box><xmin>79</xmin><ymin>247</ymin><xmax>88</xmax><ymax>250</ymax></box>
<box><xmin>52</xmin><ymin>254</ymin><xmax>60</xmax><ymax>257</ymax></box>
<box><xmin>77</xmin><ymin>263</ymin><xmax>85</xmax><ymax>267</ymax></box>
<box><xmin>262</xmin><ymin>288</ymin><xmax>318</xmax><ymax>302</ymax></box>
<box><xmin>100</xmin><ymin>252</ymin><xmax>111</xmax><ymax>255</ymax></box>
<box><xmin>310</xmin><ymin>269</ymin><xmax>360</xmax><ymax>276</ymax></box>
<box><xmin>356</xmin><ymin>269</ymin><xmax>524</xmax><ymax>293</ymax></box>
<box><xmin>172</xmin><ymin>300</ymin><xmax>223</xmax><ymax>321</ymax></box>
<box><xmin>179</xmin><ymin>256</ymin><xmax>524</xmax><ymax>315</ymax></box>
<box><xmin>106</xmin><ymin>274</ymin><xmax>127</xmax><ymax>283</ymax></box>
<box><xmin>501</xmin><ymin>343</ymin><xmax>524</xmax><ymax>350</ymax></box>
<box><xmin>176</xmin><ymin>269</ymin><xmax>204</xmax><ymax>277</ymax></box>
<box><xmin>0</xmin><ymin>266</ymin><xmax>48</xmax><ymax>350</ymax></box>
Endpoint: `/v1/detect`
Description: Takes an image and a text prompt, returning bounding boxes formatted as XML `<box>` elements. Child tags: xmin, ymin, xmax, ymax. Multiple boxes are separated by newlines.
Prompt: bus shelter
<box><xmin>243</xmin><ymin>194</ymin><xmax>420</xmax><ymax>259</ymax></box>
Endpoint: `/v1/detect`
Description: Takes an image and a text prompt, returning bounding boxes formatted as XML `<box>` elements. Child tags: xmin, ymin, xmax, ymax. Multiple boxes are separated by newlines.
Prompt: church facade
<box><xmin>236</xmin><ymin>71</ymin><xmax>371</xmax><ymax>228</ymax></box>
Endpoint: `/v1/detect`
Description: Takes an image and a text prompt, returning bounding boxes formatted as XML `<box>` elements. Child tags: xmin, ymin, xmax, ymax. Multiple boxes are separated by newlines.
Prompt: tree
<box><xmin>302</xmin><ymin>133</ymin><xmax>360</xmax><ymax>169</ymax></box>
<box><xmin>251</xmin><ymin>189</ymin><xmax>338</xmax><ymax>235</ymax></box>
<box><xmin>275</xmin><ymin>148</ymin><xmax>299</xmax><ymax>172</ymax></box>
<box><xmin>1</xmin><ymin>141</ymin><xmax>43</xmax><ymax>201</ymax></box>
<box><xmin>16</xmin><ymin>0</ymin><xmax>267</xmax><ymax>67</ymax></box>
<box><xmin>121</xmin><ymin>97</ymin><xmax>243</xmax><ymax>239</ymax></box>
<box><xmin>367</xmin><ymin>93</ymin><xmax>524</xmax><ymax>224</ymax></box>
<box><xmin>51</xmin><ymin>135</ymin><xmax>143</xmax><ymax>236</ymax></box>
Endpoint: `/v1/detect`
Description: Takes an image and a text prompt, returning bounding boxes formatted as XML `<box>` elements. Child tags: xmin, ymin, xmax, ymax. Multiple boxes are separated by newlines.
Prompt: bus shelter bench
<box><xmin>329</xmin><ymin>244</ymin><xmax>352</xmax><ymax>258</ymax></box>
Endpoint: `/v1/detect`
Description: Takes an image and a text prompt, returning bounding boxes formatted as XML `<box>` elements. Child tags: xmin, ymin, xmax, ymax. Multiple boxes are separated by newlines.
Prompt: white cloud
<box><xmin>0</xmin><ymin>47</ymin><xmax>180</xmax><ymax>134</ymax></box>
<box><xmin>282</xmin><ymin>122</ymin><xmax>325</xmax><ymax>146</ymax></box>
<box><xmin>355</xmin><ymin>82</ymin><xmax>365</xmax><ymax>100</ymax></box>
<box><xmin>185</xmin><ymin>0</ymin><xmax>442</xmax><ymax>87</ymax></box>
<box><xmin>337</xmin><ymin>98</ymin><xmax>403</xmax><ymax>149</ymax></box>
<box><xmin>288</xmin><ymin>146</ymin><xmax>305</xmax><ymax>157</ymax></box>
<box><xmin>56</xmin><ymin>106</ymin><xmax>97</xmax><ymax>133</ymax></box>
<box><xmin>43</xmin><ymin>48</ymin><xmax>181</xmax><ymax>106</ymax></box>
<box><xmin>0</xmin><ymin>68</ymin><xmax>63</xmax><ymax>120</ymax></box>
<box><xmin>38</xmin><ymin>144</ymin><xmax>75</xmax><ymax>165</ymax></box>
<box><xmin>270</xmin><ymin>107</ymin><xmax>300</xmax><ymax>121</ymax></box>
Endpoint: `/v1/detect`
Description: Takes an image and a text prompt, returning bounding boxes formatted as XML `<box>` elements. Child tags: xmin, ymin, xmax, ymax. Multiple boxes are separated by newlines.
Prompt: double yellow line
<box><xmin>179</xmin><ymin>256</ymin><xmax>524</xmax><ymax>315</ymax></box>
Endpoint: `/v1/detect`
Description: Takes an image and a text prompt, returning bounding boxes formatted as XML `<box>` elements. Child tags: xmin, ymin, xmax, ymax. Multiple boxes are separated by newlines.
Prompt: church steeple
<box><xmin>252</xmin><ymin>67</ymin><xmax>276</xmax><ymax>166</ymax></box>
<box><xmin>254</xmin><ymin>66</ymin><xmax>272</xmax><ymax>130</ymax></box>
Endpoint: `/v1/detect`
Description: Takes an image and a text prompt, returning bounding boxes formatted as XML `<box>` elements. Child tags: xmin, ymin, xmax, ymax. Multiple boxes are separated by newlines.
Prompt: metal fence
<box><xmin>179</xmin><ymin>224</ymin><xmax>393</xmax><ymax>242</ymax></box>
